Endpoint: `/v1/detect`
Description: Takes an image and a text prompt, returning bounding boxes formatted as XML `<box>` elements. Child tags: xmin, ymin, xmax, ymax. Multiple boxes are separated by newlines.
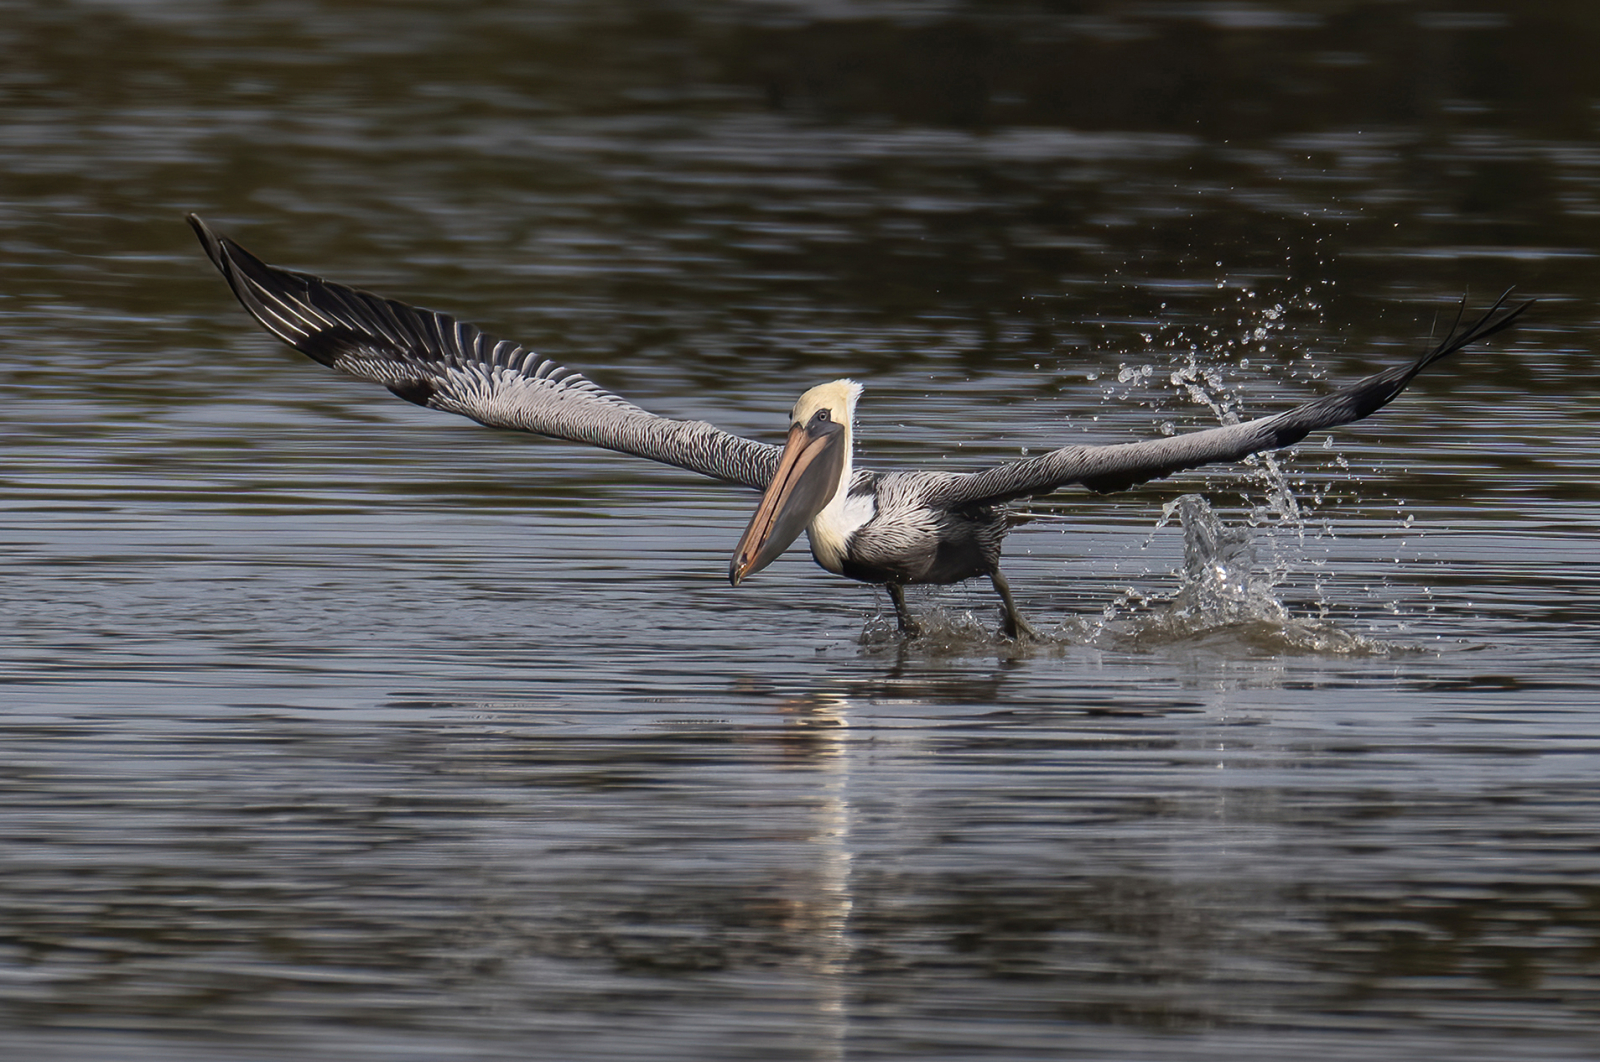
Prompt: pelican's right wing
<box><xmin>925</xmin><ymin>291</ymin><xmax>1531</xmax><ymax>510</ymax></box>
<box><xmin>189</xmin><ymin>215</ymin><xmax>781</xmax><ymax>491</ymax></box>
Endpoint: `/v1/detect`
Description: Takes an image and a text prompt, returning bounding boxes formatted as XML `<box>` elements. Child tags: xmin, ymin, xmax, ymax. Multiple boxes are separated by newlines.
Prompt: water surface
<box><xmin>4</xmin><ymin>2</ymin><xmax>1600</xmax><ymax>1059</ymax></box>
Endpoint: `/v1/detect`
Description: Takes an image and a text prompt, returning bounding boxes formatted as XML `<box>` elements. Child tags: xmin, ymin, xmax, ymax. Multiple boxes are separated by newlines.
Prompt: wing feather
<box><xmin>189</xmin><ymin>215</ymin><xmax>780</xmax><ymax>490</ymax></box>
<box><xmin>926</xmin><ymin>291</ymin><xmax>1531</xmax><ymax>509</ymax></box>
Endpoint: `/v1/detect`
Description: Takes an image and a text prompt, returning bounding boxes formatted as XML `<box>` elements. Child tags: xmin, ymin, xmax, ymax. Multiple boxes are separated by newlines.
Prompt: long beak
<box><xmin>729</xmin><ymin>419</ymin><xmax>847</xmax><ymax>585</ymax></box>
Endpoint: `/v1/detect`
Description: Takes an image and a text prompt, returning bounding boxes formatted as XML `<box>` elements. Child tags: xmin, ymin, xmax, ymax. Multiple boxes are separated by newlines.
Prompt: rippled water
<box><xmin>4</xmin><ymin>2</ymin><xmax>1600</xmax><ymax>1059</ymax></box>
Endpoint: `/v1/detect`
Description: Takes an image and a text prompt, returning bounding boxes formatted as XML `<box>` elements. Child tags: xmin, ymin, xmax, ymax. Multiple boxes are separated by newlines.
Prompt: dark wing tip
<box><xmin>187</xmin><ymin>213</ymin><xmax>231</xmax><ymax>274</ymax></box>
<box><xmin>186</xmin><ymin>216</ymin><xmax>531</xmax><ymax>395</ymax></box>
<box><xmin>186</xmin><ymin>213</ymin><xmax>284</xmax><ymax>293</ymax></box>
<box><xmin>1418</xmin><ymin>287</ymin><xmax>1533</xmax><ymax>372</ymax></box>
<box><xmin>187</xmin><ymin>213</ymin><xmax>388</xmax><ymax>371</ymax></box>
<box><xmin>189</xmin><ymin>216</ymin><xmax>312</xmax><ymax>364</ymax></box>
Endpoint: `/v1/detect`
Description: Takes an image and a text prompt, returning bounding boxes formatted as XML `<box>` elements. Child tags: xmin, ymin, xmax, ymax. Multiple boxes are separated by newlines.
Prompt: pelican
<box><xmin>187</xmin><ymin>215</ymin><xmax>1529</xmax><ymax>638</ymax></box>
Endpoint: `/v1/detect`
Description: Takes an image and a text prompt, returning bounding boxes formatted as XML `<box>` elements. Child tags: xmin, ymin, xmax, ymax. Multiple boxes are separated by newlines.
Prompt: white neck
<box><xmin>806</xmin><ymin>420</ymin><xmax>870</xmax><ymax>574</ymax></box>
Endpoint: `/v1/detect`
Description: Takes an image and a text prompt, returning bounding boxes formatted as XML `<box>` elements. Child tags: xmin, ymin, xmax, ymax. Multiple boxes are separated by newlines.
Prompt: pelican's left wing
<box><xmin>189</xmin><ymin>215</ymin><xmax>781</xmax><ymax>491</ymax></box>
<box><xmin>925</xmin><ymin>291</ymin><xmax>1531</xmax><ymax>509</ymax></box>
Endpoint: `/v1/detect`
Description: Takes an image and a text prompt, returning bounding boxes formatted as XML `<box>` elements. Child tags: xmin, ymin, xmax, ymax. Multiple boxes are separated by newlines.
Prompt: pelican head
<box><xmin>729</xmin><ymin>380</ymin><xmax>860</xmax><ymax>585</ymax></box>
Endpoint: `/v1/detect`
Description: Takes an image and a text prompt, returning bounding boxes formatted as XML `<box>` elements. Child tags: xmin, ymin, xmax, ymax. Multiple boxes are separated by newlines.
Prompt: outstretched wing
<box><xmin>188</xmin><ymin>214</ymin><xmax>781</xmax><ymax>491</ymax></box>
<box><xmin>926</xmin><ymin>291</ymin><xmax>1532</xmax><ymax>509</ymax></box>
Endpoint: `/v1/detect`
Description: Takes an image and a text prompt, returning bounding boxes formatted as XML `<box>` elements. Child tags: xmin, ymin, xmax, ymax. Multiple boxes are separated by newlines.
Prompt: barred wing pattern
<box><xmin>189</xmin><ymin>214</ymin><xmax>781</xmax><ymax>492</ymax></box>
<box><xmin>927</xmin><ymin>291</ymin><xmax>1531</xmax><ymax>509</ymax></box>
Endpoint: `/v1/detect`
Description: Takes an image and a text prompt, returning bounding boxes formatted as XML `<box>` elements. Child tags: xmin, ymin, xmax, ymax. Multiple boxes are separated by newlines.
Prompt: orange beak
<box><xmin>729</xmin><ymin>417</ymin><xmax>846</xmax><ymax>585</ymax></box>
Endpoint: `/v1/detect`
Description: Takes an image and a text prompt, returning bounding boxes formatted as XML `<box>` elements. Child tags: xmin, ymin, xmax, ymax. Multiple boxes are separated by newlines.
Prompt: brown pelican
<box><xmin>187</xmin><ymin>215</ymin><xmax>1529</xmax><ymax>638</ymax></box>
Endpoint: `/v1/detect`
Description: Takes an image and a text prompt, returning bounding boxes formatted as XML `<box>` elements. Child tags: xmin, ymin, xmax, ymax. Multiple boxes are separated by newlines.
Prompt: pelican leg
<box><xmin>886</xmin><ymin>583</ymin><xmax>923</xmax><ymax>637</ymax></box>
<box><xmin>989</xmin><ymin>566</ymin><xmax>1037</xmax><ymax>640</ymax></box>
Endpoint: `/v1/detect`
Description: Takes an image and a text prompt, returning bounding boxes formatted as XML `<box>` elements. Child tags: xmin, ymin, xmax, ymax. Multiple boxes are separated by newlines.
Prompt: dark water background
<box><xmin>4</xmin><ymin>2</ymin><xmax>1600</xmax><ymax>1059</ymax></box>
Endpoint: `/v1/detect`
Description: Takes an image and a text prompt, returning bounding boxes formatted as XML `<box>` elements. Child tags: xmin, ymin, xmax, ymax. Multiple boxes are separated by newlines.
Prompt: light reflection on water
<box><xmin>4</xmin><ymin>2</ymin><xmax>1600</xmax><ymax>1059</ymax></box>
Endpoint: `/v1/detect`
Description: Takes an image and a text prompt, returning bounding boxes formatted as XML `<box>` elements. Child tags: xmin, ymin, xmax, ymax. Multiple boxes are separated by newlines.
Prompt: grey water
<box><xmin>4</xmin><ymin>2</ymin><xmax>1600</xmax><ymax>1059</ymax></box>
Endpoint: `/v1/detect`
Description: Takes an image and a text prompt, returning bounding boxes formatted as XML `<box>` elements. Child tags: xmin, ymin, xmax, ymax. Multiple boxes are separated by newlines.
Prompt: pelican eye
<box><xmin>813</xmin><ymin>409</ymin><xmax>831</xmax><ymax>424</ymax></box>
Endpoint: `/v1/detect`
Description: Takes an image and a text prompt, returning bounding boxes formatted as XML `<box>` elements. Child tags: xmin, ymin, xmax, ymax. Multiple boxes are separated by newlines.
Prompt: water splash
<box><xmin>1159</xmin><ymin>494</ymin><xmax>1289</xmax><ymax>626</ymax></box>
<box><xmin>1110</xmin><ymin>495</ymin><xmax>1389</xmax><ymax>655</ymax></box>
<box><xmin>1086</xmin><ymin>290</ymin><xmax>1396</xmax><ymax>654</ymax></box>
